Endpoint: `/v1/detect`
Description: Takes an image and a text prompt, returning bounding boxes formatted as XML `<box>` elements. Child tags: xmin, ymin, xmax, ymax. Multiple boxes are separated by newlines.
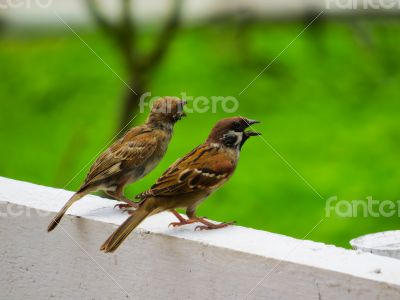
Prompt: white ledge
<box><xmin>1</xmin><ymin>176</ymin><xmax>400</xmax><ymax>300</ymax></box>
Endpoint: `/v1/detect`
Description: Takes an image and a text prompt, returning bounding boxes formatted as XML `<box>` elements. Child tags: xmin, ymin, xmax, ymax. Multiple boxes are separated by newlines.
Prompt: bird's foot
<box><xmin>114</xmin><ymin>202</ymin><xmax>138</xmax><ymax>212</ymax></box>
<box><xmin>168</xmin><ymin>217</ymin><xmax>206</xmax><ymax>227</ymax></box>
<box><xmin>168</xmin><ymin>219</ymin><xmax>192</xmax><ymax>228</ymax></box>
<box><xmin>195</xmin><ymin>221</ymin><xmax>236</xmax><ymax>231</ymax></box>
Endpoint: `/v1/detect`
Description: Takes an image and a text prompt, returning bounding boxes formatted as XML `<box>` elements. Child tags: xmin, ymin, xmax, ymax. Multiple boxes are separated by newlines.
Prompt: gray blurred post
<box><xmin>85</xmin><ymin>0</ymin><xmax>183</xmax><ymax>136</ymax></box>
<box><xmin>350</xmin><ymin>231</ymin><xmax>400</xmax><ymax>260</ymax></box>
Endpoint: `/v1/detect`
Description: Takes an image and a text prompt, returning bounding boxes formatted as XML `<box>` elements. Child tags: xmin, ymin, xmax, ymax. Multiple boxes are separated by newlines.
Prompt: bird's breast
<box><xmin>130</xmin><ymin>133</ymin><xmax>171</xmax><ymax>181</ymax></box>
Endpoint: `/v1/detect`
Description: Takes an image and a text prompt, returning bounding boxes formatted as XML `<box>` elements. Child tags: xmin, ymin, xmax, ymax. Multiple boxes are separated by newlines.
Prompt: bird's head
<box><xmin>207</xmin><ymin>117</ymin><xmax>261</xmax><ymax>149</ymax></box>
<box><xmin>147</xmin><ymin>97</ymin><xmax>186</xmax><ymax>127</ymax></box>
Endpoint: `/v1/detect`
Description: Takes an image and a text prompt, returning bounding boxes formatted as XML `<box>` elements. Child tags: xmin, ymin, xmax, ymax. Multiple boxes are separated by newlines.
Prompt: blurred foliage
<box><xmin>1</xmin><ymin>20</ymin><xmax>399</xmax><ymax>247</ymax></box>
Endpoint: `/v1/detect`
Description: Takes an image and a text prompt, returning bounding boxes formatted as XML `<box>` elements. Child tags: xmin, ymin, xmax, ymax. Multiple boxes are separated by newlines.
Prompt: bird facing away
<box><xmin>100</xmin><ymin>116</ymin><xmax>260</xmax><ymax>253</ymax></box>
<box><xmin>47</xmin><ymin>97</ymin><xmax>186</xmax><ymax>232</ymax></box>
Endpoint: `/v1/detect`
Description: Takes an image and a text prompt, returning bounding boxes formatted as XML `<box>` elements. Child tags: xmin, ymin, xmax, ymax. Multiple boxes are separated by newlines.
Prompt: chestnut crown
<box><xmin>206</xmin><ymin>117</ymin><xmax>260</xmax><ymax>148</ymax></box>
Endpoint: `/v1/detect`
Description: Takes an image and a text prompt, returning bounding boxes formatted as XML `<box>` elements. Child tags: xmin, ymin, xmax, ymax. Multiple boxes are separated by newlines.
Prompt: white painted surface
<box><xmin>0</xmin><ymin>176</ymin><xmax>400</xmax><ymax>299</ymax></box>
<box><xmin>0</xmin><ymin>0</ymin><xmax>311</xmax><ymax>26</ymax></box>
<box><xmin>350</xmin><ymin>231</ymin><xmax>400</xmax><ymax>260</ymax></box>
<box><xmin>2</xmin><ymin>0</ymin><xmax>400</xmax><ymax>27</ymax></box>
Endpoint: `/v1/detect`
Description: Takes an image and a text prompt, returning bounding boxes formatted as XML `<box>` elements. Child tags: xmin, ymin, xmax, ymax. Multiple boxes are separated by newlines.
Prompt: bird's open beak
<box><xmin>240</xmin><ymin>120</ymin><xmax>261</xmax><ymax>149</ymax></box>
<box><xmin>244</xmin><ymin>119</ymin><xmax>261</xmax><ymax>136</ymax></box>
<box><xmin>244</xmin><ymin>130</ymin><xmax>261</xmax><ymax>137</ymax></box>
<box><xmin>246</xmin><ymin>119</ymin><xmax>260</xmax><ymax>126</ymax></box>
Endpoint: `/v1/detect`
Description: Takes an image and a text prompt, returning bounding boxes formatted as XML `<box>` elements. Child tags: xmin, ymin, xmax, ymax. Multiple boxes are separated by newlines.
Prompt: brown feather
<box><xmin>47</xmin><ymin>190</ymin><xmax>90</xmax><ymax>232</ymax></box>
<box><xmin>102</xmin><ymin>116</ymin><xmax>260</xmax><ymax>253</ymax></box>
<box><xmin>100</xmin><ymin>202</ymin><xmax>155</xmax><ymax>253</ymax></box>
<box><xmin>83</xmin><ymin>127</ymin><xmax>158</xmax><ymax>187</ymax></box>
<box><xmin>47</xmin><ymin>97</ymin><xmax>186</xmax><ymax>232</ymax></box>
<box><xmin>136</xmin><ymin>143</ymin><xmax>235</xmax><ymax>200</ymax></box>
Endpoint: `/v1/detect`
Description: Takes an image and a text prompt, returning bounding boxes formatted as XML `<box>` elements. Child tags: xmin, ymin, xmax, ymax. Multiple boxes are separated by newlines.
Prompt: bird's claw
<box><xmin>114</xmin><ymin>203</ymin><xmax>128</xmax><ymax>210</ymax></box>
<box><xmin>194</xmin><ymin>221</ymin><xmax>236</xmax><ymax>231</ymax></box>
<box><xmin>194</xmin><ymin>225</ymin><xmax>208</xmax><ymax>231</ymax></box>
<box><xmin>168</xmin><ymin>221</ymin><xmax>187</xmax><ymax>228</ymax></box>
<box><xmin>114</xmin><ymin>203</ymin><xmax>137</xmax><ymax>213</ymax></box>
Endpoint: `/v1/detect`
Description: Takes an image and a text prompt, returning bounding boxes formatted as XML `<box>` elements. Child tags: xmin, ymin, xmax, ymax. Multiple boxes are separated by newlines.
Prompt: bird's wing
<box><xmin>136</xmin><ymin>144</ymin><xmax>235</xmax><ymax>199</ymax></box>
<box><xmin>83</xmin><ymin>127</ymin><xmax>158</xmax><ymax>186</ymax></box>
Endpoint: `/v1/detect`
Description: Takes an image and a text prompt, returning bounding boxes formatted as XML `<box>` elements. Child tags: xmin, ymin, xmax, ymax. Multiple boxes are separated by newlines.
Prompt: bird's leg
<box><xmin>169</xmin><ymin>208</ymin><xmax>234</xmax><ymax>230</ymax></box>
<box><xmin>169</xmin><ymin>214</ymin><xmax>235</xmax><ymax>230</ymax></box>
<box><xmin>169</xmin><ymin>210</ymin><xmax>206</xmax><ymax>227</ymax></box>
<box><xmin>194</xmin><ymin>218</ymin><xmax>236</xmax><ymax>231</ymax></box>
<box><xmin>185</xmin><ymin>207</ymin><xmax>235</xmax><ymax>230</ymax></box>
<box><xmin>169</xmin><ymin>210</ymin><xmax>191</xmax><ymax>227</ymax></box>
<box><xmin>106</xmin><ymin>191</ymin><xmax>138</xmax><ymax>211</ymax></box>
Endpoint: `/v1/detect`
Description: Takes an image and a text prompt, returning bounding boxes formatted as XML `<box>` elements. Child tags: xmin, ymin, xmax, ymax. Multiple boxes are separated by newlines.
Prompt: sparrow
<box><xmin>100</xmin><ymin>116</ymin><xmax>260</xmax><ymax>253</ymax></box>
<box><xmin>47</xmin><ymin>97</ymin><xmax>186</xmax><ymax>232</ymax></box>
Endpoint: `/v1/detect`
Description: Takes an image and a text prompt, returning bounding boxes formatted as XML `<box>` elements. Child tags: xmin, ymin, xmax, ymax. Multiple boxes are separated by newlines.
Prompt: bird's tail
<box><xmin>100</xmin><ymin>202</ymin><xmax>154</xmax><ymax>253</ymax></box>
<box><xmin>47</xmin><ymin>191</ymin><xmax>87</xmax><ymax>232</ymax></box>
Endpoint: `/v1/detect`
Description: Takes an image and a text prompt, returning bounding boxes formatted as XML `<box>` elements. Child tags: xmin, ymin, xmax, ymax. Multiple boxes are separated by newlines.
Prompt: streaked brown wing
<box><xmin>137</xmin><ymin>144</ymin><xmax>234</xmax><ymax>199</ymax></box>
<box><xmin>83</xmin><ymin>127</ymin><xmax>157</xmax><ymax>186</ymax></box>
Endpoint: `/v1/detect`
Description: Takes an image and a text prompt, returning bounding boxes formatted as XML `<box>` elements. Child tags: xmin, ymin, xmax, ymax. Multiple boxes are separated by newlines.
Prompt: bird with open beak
<box><xmin>47</xmin><ymin>97</ymin><xmax>186</xmax><ymax>232</ymax></box>
<box><xmin>100</xmin><ymin>116</ymin><xmax>260</xmax><ymax>253</ymax></box>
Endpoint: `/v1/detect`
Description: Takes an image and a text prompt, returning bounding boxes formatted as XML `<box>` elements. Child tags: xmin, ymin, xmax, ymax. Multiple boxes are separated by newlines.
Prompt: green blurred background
<box><xmin>1</xmin><ymin>3</ymin><xmax>399</xmax><ymax>248</ymax></box>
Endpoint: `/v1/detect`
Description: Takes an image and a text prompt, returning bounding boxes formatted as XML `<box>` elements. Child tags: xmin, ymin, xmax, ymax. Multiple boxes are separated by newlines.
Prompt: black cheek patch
<box><xmin>221</xmin><ymin>134</ymin><xmax>237</xmax><ymax>147</ymax></box>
